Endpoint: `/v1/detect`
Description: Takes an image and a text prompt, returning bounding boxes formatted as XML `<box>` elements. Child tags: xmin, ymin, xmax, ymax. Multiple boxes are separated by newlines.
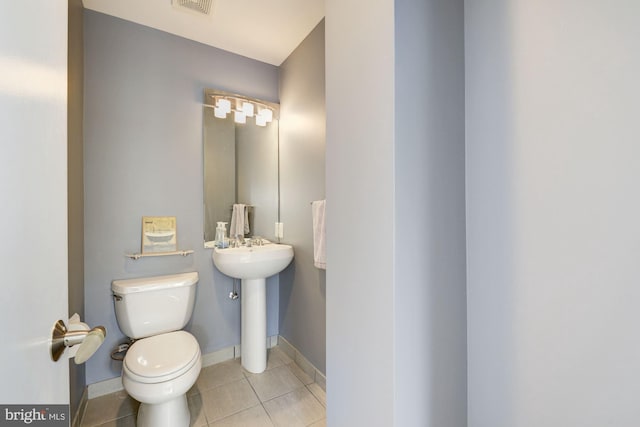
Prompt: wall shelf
<box><xmin>125</xmin><ymin>250</ymin><xmax>194</xmax><ymax>260</ymax></box>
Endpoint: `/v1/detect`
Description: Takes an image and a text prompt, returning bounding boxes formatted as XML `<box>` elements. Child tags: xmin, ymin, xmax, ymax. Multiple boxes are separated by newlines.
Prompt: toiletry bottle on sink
<box><xmin>215</xmin><ymin>222</ymin><xmax>228</xmax><ymax>248</ymax></box>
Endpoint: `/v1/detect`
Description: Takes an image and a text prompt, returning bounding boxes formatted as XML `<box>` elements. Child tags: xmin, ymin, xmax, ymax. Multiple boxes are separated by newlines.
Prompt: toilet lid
<box><xmin>124</xmin><ymin>331</ymin><xmax>200</xmax><ymax>383</ymax></box>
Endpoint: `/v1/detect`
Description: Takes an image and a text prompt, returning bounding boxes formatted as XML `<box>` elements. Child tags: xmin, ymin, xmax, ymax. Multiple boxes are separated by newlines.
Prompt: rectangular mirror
<box><xmin>203</xmin><ymin>89</ymin><xmax>280</xmax><ymax>246</ymax></box>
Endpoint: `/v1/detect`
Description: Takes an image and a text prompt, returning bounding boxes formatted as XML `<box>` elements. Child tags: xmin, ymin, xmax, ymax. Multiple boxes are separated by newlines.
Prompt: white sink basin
<box><xmin>212</xmin><ymin>243</ymin><xmax>294</xmax><ymax>280</ymax></box>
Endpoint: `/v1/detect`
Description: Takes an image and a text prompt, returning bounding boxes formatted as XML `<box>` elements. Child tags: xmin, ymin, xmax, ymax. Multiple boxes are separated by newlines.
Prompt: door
<box><xmin>0</xmin><ymin>0</ymin><xmax>69</xmax><ymax>418</ymax></box>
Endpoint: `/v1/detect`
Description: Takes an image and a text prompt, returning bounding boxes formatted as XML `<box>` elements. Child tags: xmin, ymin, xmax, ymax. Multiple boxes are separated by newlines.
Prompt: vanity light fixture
<box><xmin>208</xmin><ymin>93</ymin><xmax>276</xmax><ymax>127</ymax></box>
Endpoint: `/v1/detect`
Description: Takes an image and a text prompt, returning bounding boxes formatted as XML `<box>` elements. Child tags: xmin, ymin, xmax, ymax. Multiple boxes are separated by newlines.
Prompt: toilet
<box><xmin>111</xmin><ymin>272</ymin><xmax>202</xmax><ymax>427</ymax></box>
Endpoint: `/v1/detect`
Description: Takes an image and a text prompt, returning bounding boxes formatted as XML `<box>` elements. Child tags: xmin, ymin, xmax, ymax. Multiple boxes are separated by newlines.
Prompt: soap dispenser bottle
<box><xmin>215</xmin><ymin>222</ymin><xmax>228</xmax><ymax>248</ymax></box>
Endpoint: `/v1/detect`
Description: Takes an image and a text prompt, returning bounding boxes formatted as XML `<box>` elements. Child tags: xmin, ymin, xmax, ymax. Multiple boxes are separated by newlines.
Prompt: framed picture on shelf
<box><xmin>141</xmin><ymin>216</ymin><xmax>177</xmax><ymax>253</ymax></box>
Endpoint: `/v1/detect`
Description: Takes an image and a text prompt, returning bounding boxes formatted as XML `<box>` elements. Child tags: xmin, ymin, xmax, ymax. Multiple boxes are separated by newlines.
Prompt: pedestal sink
<box><xmin>212</xmin><ymin>243</ymin><xmax>293</xmax><ymax>373</ymax></box>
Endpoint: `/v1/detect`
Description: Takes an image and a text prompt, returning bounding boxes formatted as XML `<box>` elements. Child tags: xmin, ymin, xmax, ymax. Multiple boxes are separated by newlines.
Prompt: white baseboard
<box><xmin>277</xmin><ymin>335</ymin><xmax>326</xmax><ymax>391</ymax></box>
<box><xmin>201</xmin><ymin>345</ymin><xmax>235</xmax><ymax>367</ymax></box>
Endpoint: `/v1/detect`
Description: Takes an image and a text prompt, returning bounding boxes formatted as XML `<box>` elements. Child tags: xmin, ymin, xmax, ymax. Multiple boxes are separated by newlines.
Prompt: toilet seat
<box><xmin>123</xmin><ymin>331</ymin><xmax>200</xmax><ymax>384</ymax></box>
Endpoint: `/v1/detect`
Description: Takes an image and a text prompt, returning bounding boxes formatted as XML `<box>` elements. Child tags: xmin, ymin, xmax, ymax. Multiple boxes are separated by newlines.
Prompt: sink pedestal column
<box><xmin>241</xmin><ymin>278</ymin><xmax>267</xmax><ymax>373</ymax></box>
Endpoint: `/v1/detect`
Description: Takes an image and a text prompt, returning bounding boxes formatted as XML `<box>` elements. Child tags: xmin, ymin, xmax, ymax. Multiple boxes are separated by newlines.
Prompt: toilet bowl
<box><xmin>122</xmin><ymin>331</ymin><xmax>201</xmax><ymax>427</ymax></box>
<box><xmin>111</xmin><ymin>272</ymin><xmax>201</xmax><ymax>427</ymax></box>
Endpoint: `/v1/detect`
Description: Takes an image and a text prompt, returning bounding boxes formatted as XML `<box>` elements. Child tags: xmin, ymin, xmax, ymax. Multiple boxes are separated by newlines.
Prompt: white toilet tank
<box><xmin>112</xmin><ymin>272</ymin><xmax>198</xmax><ymax>339</ymax></box>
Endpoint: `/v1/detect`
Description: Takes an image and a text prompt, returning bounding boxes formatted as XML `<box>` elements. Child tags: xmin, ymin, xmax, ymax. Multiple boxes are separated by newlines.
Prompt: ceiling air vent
<box><xmin>172</xmin><ymin>0</ymin><xmax>214</xmax><ymax>16</ymax></box>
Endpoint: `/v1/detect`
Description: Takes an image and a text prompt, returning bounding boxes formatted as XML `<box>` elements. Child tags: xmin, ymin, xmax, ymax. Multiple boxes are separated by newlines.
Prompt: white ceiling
<box><xmin>82</xmin><ymin>0</ymin><xmax>325</xmax><ymax>66</ymax></box>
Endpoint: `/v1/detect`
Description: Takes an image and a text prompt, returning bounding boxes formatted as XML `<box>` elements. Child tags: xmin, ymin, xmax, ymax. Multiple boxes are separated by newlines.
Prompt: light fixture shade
<box><xmin>242</xmin><ymin>101</ymin><xmax>255</xmax><ymax>117</ymax></box>
<box><xmin>234</xmin><ymin>110</ymin><xmax>246</xmax><ymax>124</ymax></box>
<box><xmin>214</xmin><ymin>106</ymin><xmax>227</xmax><ymax>118</ymax></box>
<box><xmin>255</xmin><ymin>114</ymin><xmax>267</xmax><ymax>126</ymax></box>
<box><xmin>217</xmin><ymin>98</ymin><xmax>231</xmax><ymax>114</ymax></box>
<box><xmin>260</xmin><ymin>108</ymin><xmax>273</xmax><ymax>122</ymax></box>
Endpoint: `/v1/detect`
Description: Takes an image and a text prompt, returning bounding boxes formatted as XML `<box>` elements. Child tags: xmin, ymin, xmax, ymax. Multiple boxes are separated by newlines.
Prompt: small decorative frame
<box><xmin>142</xmin><ymin>216</ymin><xmax>177</xmax><ymax>253</ymax></box>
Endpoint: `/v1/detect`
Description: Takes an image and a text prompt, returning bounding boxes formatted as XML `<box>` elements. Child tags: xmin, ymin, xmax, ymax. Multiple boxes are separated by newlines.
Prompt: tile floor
<box><xmin>81</xmin><ymin>347</ymin><xmax>326</xmax><ymax>427</ymax></box>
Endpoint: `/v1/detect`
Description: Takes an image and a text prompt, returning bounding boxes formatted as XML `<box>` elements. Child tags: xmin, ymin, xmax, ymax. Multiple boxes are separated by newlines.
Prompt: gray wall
<box><xmin>278</xmin><ymin>21</ymin><xmax>326</xmax><ymax>374</ymax></box>
<box><xmin>466</xmin><ymin>1</ymin><xmax>640</xmax><ymax>426</ymax></box>
<box><xmin>326</xmin><ymin>0</ymin><xmax>466</xmax><ymax>425</ymax></box>
<box><xmin>83</xmin><ymin>10</ymin><xmax>280</xmax><ymax>384</ymax></box>
<box><xmin>68</xmin><ymin>0</ymin><xmax>85</xmax><ymax>417</ymax></box>
<box><xmin>394</xmin><ymin>0</ymin><xmax>466</xmax><ymax>425</ymax></box>
<box><xmin>326</xmin><ymin>0</ymin><xmax>395</xmax><ymax>422</ymax></box>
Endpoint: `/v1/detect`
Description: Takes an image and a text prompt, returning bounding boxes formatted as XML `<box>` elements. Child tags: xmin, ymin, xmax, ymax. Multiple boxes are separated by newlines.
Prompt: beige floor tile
<box><xmin>81</xmin><ymin>350</ymin><xmax>326</xmax><ymax>427</ymax></box>
<box><xmin>81</xmin><ymin>390</ymin><xmax>139</xmax><ymax>427</ymax></box>
<box><xmin>208</xmin><ymin>404</ymin><xmax>274</xmax><ymax>427</ymax></box>
<box><xmin>263</xmin><ymin>387</ymin><xmax>325</xmax><ymax>427</ymax></box>
<box><xmin>201</xmin><ymin>378</ymin><xmax>260</xmax><ymax>423</ymax></box>
<box><xmin>93</xmin><ymin>414</ymin><xmax>136</xmax><ymax>427</ymax></box>
<box><xmin>192</xmin><ymin>359</ymin><xmax>245</xmax><ymax>394</ymax></box>
<box><xmin>306</xmin><ymin>383</ymin><xmax>326</xmax><ymax>407</ymax></box>
<box><xmin>246</xmin><ymin>365</ymin><xmax>305</xmax><ymax>402</ymax></box>
<box><xmin>188</xmin><ymin>393</ymin><xmax>208</xmax><ymax>427</ymax></box>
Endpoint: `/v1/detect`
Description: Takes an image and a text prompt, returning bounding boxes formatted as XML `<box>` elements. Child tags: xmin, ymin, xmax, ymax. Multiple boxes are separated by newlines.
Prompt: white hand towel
<box><xmin>312</xmin><ymin>200</ymin><xmax>326</xmax><ymax>269</ymax></box>
<box><xmin>244</xmin><ymin>206</ymin><xmax>250</xmax><ymax>234</ymax></box>
<box><xmin>230</xmin><ymin>204</ymin><xmax>246</xmax><ymax>239</ymax></box>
